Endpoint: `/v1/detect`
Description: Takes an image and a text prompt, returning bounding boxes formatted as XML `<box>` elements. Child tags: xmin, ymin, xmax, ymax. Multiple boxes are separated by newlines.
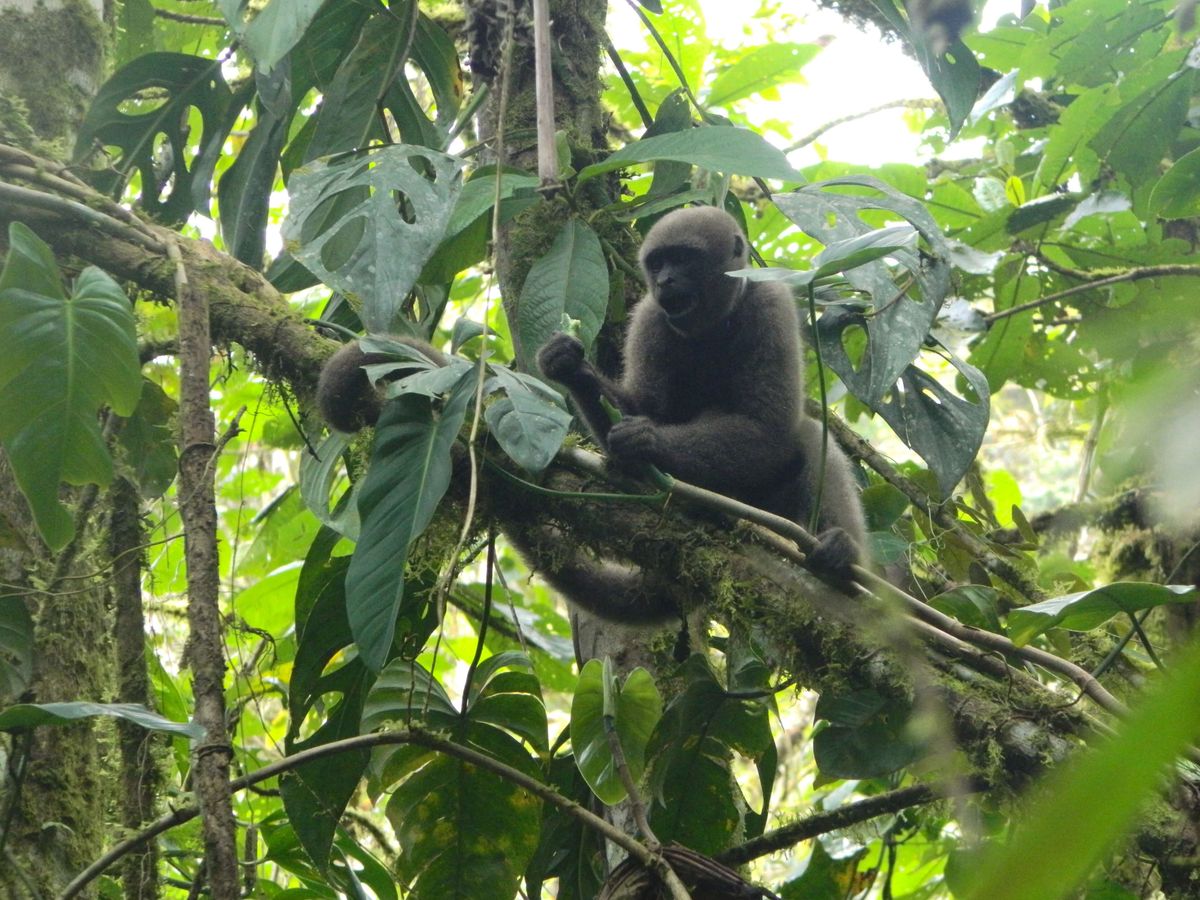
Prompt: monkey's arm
<box><xmin>537</xmin><ymin>332</ymin><xmax>639</xmax><ymax>449</ymax></box>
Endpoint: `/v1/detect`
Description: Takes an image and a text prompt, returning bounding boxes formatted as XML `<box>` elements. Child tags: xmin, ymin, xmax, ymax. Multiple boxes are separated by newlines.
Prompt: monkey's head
<box><xmin>639</xmin><ymin>206</ymin><xmax>750</xmax><ymax>336</ymax></box>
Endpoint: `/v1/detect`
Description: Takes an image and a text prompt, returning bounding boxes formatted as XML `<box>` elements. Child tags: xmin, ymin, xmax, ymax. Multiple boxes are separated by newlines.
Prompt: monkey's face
<box><xmin>639</xmin><ymin>206</ymin><xmax>751</xmax><ymax>336</ymax></box>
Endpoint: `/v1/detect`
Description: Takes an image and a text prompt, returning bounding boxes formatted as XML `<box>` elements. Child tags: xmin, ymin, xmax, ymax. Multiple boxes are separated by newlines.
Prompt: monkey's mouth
<box><xmin>658</xmin><ymin>291</ymin><xmax>696</xmax><ymax>319</ymax></box>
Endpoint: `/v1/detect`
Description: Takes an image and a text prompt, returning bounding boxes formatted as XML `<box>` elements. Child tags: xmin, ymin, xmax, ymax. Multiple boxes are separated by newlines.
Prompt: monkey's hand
<box><xmin>538</xmin><ymin>332</ymin><xmax>589</xmax><ymax>384</ymax></box>
<box><xmin>606</xmin><ymin>416</ymin><xmax>662</xmax><ymax>468</ymax></box>
<box><xmin>807</xmin><ymin>527</ymin><xmax>860</xmax><ymax>592</ymax></box>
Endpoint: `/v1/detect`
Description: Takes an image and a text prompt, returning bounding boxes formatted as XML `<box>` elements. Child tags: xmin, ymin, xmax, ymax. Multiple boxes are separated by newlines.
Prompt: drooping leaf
<box><xmin>282</xmin><ymin>145</ymin><xmax>465</xmax><ymax>331</ymax></box>
<box><xmin>218</xmin><ymin>93</ymin><xmax>291</xmax><ymax>266</ymax></box>
<box><xmin>345</xmin><ymin>377</ymin><xmax>473</xmax><ymax>671</ymax></box>
<box><xmin>775</xmin><ymin>176</ymin><xmax>952</xmax><ymax>405</ymax></box>
<box><xmin>117</xmin><ymin>379</ymin><xmax>179</xmax><ymax>500</ymax></box>
<box><xmin>299</xmin><ymin>430</ymin><xmax>361</xmax><ymax>539</ymax></box>
<box><xmin>578</xmin><ymin>125</ymin><xmax>803</xmax><ymax>183</ymax></box>
<box><xmin>485</xmin><ymin>367</ymin><xmax>571</xmax><ymax>473</ymax></box>
<box><xmin>218</xmin><ymin>0</ymin><xmax>326</xmax><ymax>73</ymax></box>
<box><xmin>705</xmin><ymin>43</ymin><xmax>822</xmax><ymax>108</ymax></box>
<box><xmin>74</xmin><ymin>53</ymin><xmax>238</xmax><ymax>222</ymax></box>
<box><xmin>0</xmin><ymin>701</ymin><xmax>203</xmax><ymax>738</ymax></box>
<box><xmin>930</xmin><ymin>585</ymin><xmax>1004</xmax><ymax>635</ymax></box>
<box><xmin>0</xmin><ymin>224</ymin><xmax>141</xmax><ymax>548</ymax></box>
<box><xmin>570</xmin><ymin>660</ymin><xmax>663</xmax><ymax>806</ymax></box>
<box><xmin>516</xmin><ymin>219</ymin><xmax>609</xmax><ymax>372</ymax></box>
<box><xmin>307</xmin><ymin>12</ymin><xmax>421</xmax><ymax>160</ymax></box>
<box><xmin>645</xmin><ymin>656</ymin><xmax>774</xmax><ymax>854</ymax></box>
<box><xmin>813</xmin><ymin>688</ymin><xmax>919</xmax><ymax>779</ymax></box>
<box><xmin>363</xmin><ymin>657</ymin><xmax>544</xmax><ymax>900</ymax></box>
<box><xmin>1007</xmin><ymin>583</ymin><xmax>1199</xmax><ymax>647</ymax></box>
<box><xmin>283</xmin><ymin>548</ymin><xmax>374</xmax><ymax>872</ymax></box>
<box><xmin>0</xmin><ymin>596</ymin><xmax>33</xmax><ymax>702</ymax></box>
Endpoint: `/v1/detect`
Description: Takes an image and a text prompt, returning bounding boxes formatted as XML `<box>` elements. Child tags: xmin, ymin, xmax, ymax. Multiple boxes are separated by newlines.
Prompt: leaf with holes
<box><xmin>0</xmin><ymin>224</ymin><xmax>141</xmax><ymax>549</ymax></box>
<box><xmin>283</xmin><ymin>145</ymin><xmax>465</xmax><ymax>332</ymax></box>
<box><xmin>776</xmin><ymin>176</ymin><xmax>952</xmax><ymax>406</ymax></box>
<box><xmin>75</xmin><ymin>53</ymin><xmax>238</xmax><ymax>222</ymax></box>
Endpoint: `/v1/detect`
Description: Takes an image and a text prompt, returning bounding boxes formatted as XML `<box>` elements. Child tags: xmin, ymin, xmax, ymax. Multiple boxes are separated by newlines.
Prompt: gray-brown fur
<box><xmin>538</xmin><ymin>206</ymin><xmax>866</xmax><ymax>621</ymax></box>
<box><xmin>316</xmin><ymin>337</ymin><xmax>447</xmax><ymax>433</ymax></box>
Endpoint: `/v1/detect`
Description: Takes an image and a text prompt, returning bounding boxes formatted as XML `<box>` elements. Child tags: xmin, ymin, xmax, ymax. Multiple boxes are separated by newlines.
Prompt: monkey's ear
<box><xmin>732</xmin><ymin>235</ymin><xmax>745</xmax><ymax>258</ymax></box>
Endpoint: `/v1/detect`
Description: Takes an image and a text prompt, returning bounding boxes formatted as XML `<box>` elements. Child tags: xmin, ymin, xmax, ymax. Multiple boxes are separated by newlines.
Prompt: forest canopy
<box><xmin>1</xmin><ymin>0</ymin><xmax>1199</xmax><ymax>898</ymax></box>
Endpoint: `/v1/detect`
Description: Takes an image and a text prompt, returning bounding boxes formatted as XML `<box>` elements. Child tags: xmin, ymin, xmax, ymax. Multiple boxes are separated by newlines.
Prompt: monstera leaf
<box><xmin>75</xmin><ymin>53</ymin><xmax>239</xmax><ymax>221</ymax></box>
<box><xmin>282</xmin><ymin>144</ymin><xmax>465</xmax><ymax>332</ymax></box>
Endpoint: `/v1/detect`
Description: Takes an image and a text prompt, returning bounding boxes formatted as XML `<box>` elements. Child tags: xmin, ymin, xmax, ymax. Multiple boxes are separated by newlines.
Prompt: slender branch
<box><xmin>172</xmin><ymin>235</ymin><xmax>239</xmax><ymax>900</ymax></box>
<box><xmin>787</xmin><ymin>99</ymin><xmax>942</xmax><ymax>152</ymax></box>
<box><xmin>61</xmin><ymin>729</ymin><xmax>681</xmax><ymax>899</ymax></box>
<box><xmin>984</xmin><ymin>265</ymin><xmax>1200</xmax><ymax>324</ymax></box>
<box><xmin>0</xmin><ymin>178</ymin><xmax>165</xmax><ymax>252</ymax></box>
<box><xmin>153</xmin><ymin>8</ymin><xmax>225</xmax><ymax>26</ymax></box>
<box><xmin>717</xmin><ymin>782</ymin><xmax>969</xmax><ymax>866</ymax></box>
<box><xmin>532</xmin><ymin>0</ymin><xmax>558</xmax><ymax>183</ymax></box>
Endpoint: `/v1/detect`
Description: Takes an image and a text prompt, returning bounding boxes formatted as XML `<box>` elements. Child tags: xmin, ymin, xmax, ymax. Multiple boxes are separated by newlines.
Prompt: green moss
<box><xmin>0</xmin><ymin>0</ymin><xmax>106</xmax><ymax>153</ymax></box>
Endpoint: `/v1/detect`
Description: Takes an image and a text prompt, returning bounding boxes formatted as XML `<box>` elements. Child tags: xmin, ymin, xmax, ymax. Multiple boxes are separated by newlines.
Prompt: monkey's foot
<box><xmin>808</xmin><ymin>527</ymin><xmax>860</xmax><ymax>592</ymax></box>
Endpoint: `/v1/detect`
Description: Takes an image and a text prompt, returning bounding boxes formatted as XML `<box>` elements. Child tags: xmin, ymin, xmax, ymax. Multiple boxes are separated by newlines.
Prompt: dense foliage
<box><xmin>1</xmin><ymin>0</ymin><xmax>1200</xmax><ymax>897</ymax></box>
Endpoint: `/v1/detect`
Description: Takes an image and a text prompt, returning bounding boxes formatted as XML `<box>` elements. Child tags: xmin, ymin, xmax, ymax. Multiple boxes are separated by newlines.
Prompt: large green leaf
<box><xmin>1007</xmin><ymin>583</ymin><xmax>1198</xmax><ymax>648</ymax></box>
<box><xmin>345</xmin><ymin>377</ymin><xmax>473</xmax><ymax>671</ymax></box>
<box><xmin>484</xmin><ymin>367</ymin><xmax>571</xmax><ymax>473</ymax></box>
<box><xmin>74</xmin><ymin>53</ymin><xmax>238</xmax><ymax>222</ymax></box>
<box><xmin>299</xmin><ymin>430</ymin><xmax>360</xmax><ymax>539</ymax></box>
<box><xmin>570</xmin><ymin>660</ymin><xmax>663</xmax><ymax>806</ymax></box>
<box><xmin>0</xmin><ymin>701</ymin><xmax>203</xmax><ymax>738</ymax></box>
<box><xmin>645</xmin><ymin>656</ymin><xmax>775</xmax><ymax>854</ymax></box>
<box><xmin>577</xmin><ymin>125</ymin><xmax>802</xmax><ymax>183</ymax></box>
<box><xmin>218</xmin><ymin>92</ymin><xmax>291</xmax><ymax>266</ymax></box>
<box><xmin>775</xmin><ymin>176</ymin><xmax>951</xmax><ymax>404</ymax></box>
<box><xmin>813</xmin><ymin>688</ymin><xmax>919</xmax><ymax>779</ymax></box>
<box><xmin>1149</xmin><ymin>144</ymin><xmax>1200</xmax><ymax>218</ymax></box>
<box><xmin>218</xmin><ymin>0</ymin><xmax>326</xmax><ymax>72</ymax></box>
<box><xmin>0</xmin><ymin>224</ymin><xmax>141</xmax><ymax>549</ymax></box>
<box><xmin>283</xmin><ymin>547</ymin><xmax>374</xmax><ymax>873</ymax></box>
<box><xmin>0</xmin><ymin>596</ymin><xmax>33</xmax><ymax>702</ymax></box>
<box><xmin>307</xmin><ymin>12</ymin><xmax>420</xmax><ymax>160</ymax></box>
<box><xmin>282</xmin><ymin>145</ymin><xmax>465</xmax><ymax>332</ymax></box>
<box><xmin>363</xmin><ymin>657</ymin><xmax>544</xmax><ymax>900</ymax></box>
<box><xmin>516</xmin><ymin>219</ymin><xmax>609</xmax><ymax>372</ymax></box>
<box><xmin>705</xmin><ymin>43</ymin><xmax>822</xmax><ymax>108</ymax></box>
<box><xmin>965</xmin><ymin>636</ymin><xmax>1200</xmax><ymax>900</ymax></box>
<box><xmin>117</xmin><ymin>379</ymin><xmax>179</xmax><ymax>500</ymax></box>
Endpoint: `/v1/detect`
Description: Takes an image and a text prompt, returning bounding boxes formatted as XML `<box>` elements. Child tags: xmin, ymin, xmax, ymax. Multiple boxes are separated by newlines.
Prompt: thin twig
<box><xmin>984</xmin><ymin>265</ymin><xmax>1200</xmax><ymax>324</ymax></box>
<box><xmin>153</xmin><ymin>8</ymin><xmax>225</xmax><ymax>26</ymax></box>
<box><xmin>787</xmin><ymin>99</ymin><xmax>942</xmax><ymax>152</ymax></box>
<box><xmin>0</xmin><ymin>179</ymin><xmax>165</xmax><ymax>253</ymax></box>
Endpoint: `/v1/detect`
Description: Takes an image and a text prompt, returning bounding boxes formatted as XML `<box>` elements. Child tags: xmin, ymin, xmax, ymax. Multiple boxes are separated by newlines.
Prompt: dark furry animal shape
<box><xmin>316</xmin><ymin>337</ymin><xmax>447</xmax><ymax>433</ymax></box>
<box><xmin>536</xmin><ymin>206</ymin><xmax>866</xmax><ymax>621</ymax></box>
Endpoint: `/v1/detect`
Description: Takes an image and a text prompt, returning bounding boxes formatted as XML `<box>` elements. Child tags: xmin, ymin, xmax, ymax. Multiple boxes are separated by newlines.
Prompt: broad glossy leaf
<box><xmin>346</xmin><ymin>377</ymin><xmax>473</xmax><ymax>671</ymax></box>
<box><xmin>307</xmin><ymin>13</ymin><xmax>418</xmax><ymax>159</ymax></box>
<box><xmin>283</xmin><ymin>145</ymin><xmax>465</xmax><ymax>331</ymax></box>
<box><xmin>75</xmin><ymin>53</ymin><xmax>237</xmax><ymax>221</ymax></box>
<box><xmin>1150</xmin><ymin>146</ymin><xmax>1200</xmax><ymax>218</ymax></box>
<box><xmin>0</xmin><ymin>225</ymin><xmax>141</xmax><ymax>548</ymax></box>
<box><xmin>930</xmin><ymin>585</ymin><xmax>1004</xmax><ymax>634</ymax></box>
<box><xmin>219</xmin><ymin>0</ymin><xmax>325</xmax><ymax>72</ymax></box>
<box><xmin>363</xmin><ymin>657</ymin><xmax>543</xmax><ymax>900</ymax></box>
<box><xmin>813</xmin><ymin>689</ymin><xmax>918</xmax><ymax>779</ymax></box>
<box><xmin>516</xmin><ymin>220</ymin><xmax>609</xmax><ymax>372</ymax></box>
<box><xmin>1007</xmin><ymin>583</ymin><xmax>1198</xmax><ymax>647</ymax></box>
<box><xmin>485</xmin><ymin>367</ymin><xmax>570</xmax><ymax>473</ymax></box>
<box><xmin>965</xmin><ymin>636</ymin><xmax>1200</xmax><ymax>900</ymax></box>
<box><xmin>705</xmin><ymin>43</ymin><xmax>821</xmax><ymax>108</ymax></box>
<box><xmin>219</xmin><ymin>97</ymin><xmax>290</xmax><ymax>266</ymax></box>
<box><xmin>0</xmin><ymin>596</ymin><xmax>33</xmax><ymax>701</ymax></box>
<box><xmin>578</xmin><ymin>126</ymin><xmax>802</xmax><ymax>183</ymax></box>
<box><xmin>571</xmin><ymin>661</ymin><xmax>662</xmax><ymax>806</ymax></box>
<box><xmin>284</xmin><ymin>551</ymin><xmax>374</xmax><ymax>871</ymax></box>
<box><xmin>645</xmin><ymin>657</ymin><xmax>773</xmax><ymax>853</ymax></box>
<box><xmin>0</xmin><ymin>701</ymin><xmax>202</xmax><ymax>738</ymax></box>
<box><xmin>117</xmin><ymin>380</ymin><xmax>178</xmax><ymax>500</ymax></box>
<box><xmin>775</xmin><ymin>176</ymin><xmax>952</xmax><ymax>406</ymax></box>
<box><xmin>299</xmin><ymin>430</ymin><xmax>360</xmax><ymax>539</ymax></box>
